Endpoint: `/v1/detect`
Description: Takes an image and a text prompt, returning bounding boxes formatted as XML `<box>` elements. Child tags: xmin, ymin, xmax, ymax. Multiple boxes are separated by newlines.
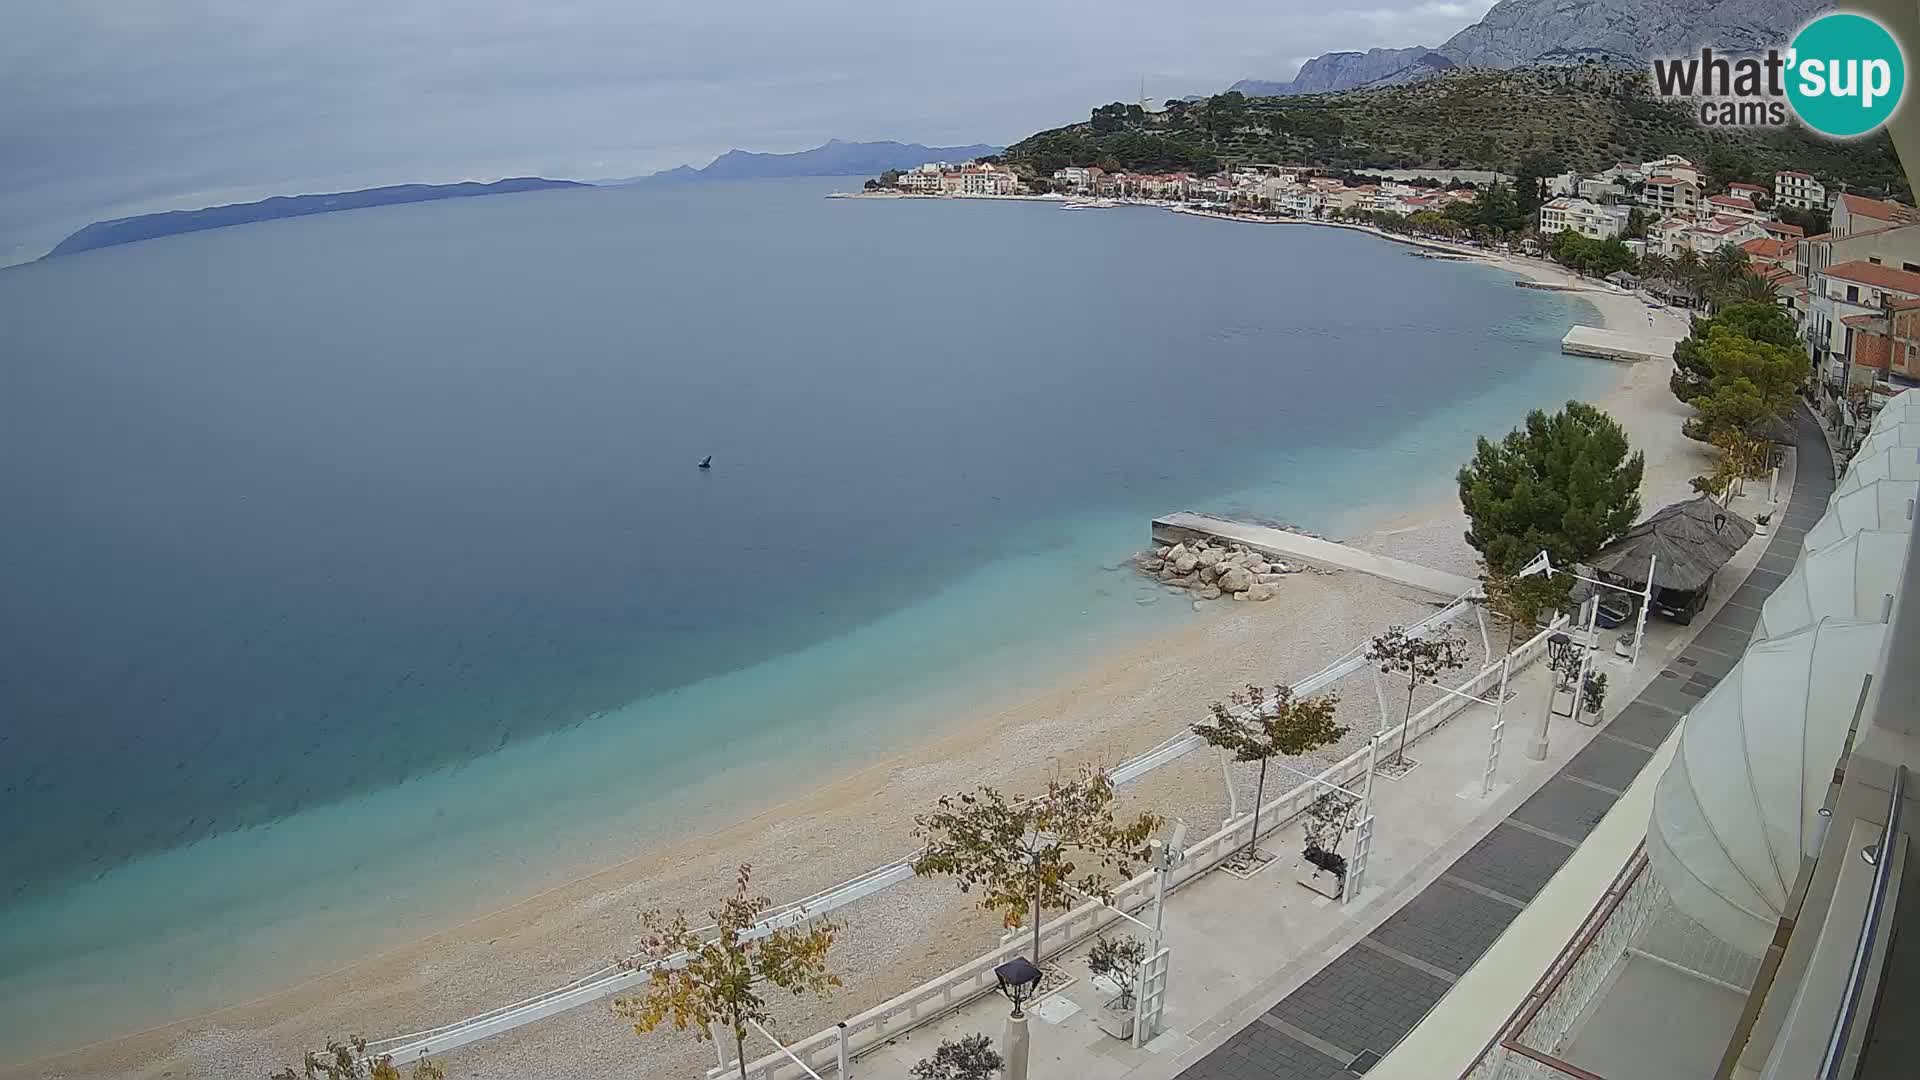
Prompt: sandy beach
<box><xmin>6</xmin><ymin>223</ymin><xmax>1710</xmax><ymax>1080</ymax></box>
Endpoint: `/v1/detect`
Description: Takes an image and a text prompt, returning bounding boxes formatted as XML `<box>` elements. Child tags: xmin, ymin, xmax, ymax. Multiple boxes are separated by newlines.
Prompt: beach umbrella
<box><xmin>1756</xmin><ymin>529</ymin><xmax>1908</xmax><ymax>641</ymax></box>
<box><xmin>1647</xmin><ymin>618</ymin><xmax>1888</xmax><ymax>956</ymax></box>
<box><xmin>1835</xmin><ymin>444</ymin><xmax>1920</xmax><ymax>495</ymax></box>
<box><xmin>1803</xmin><ymin>477</ymin><xmax>1917</xmax><ymax>551</ymax></box>
<box><xmin>1589</xmin><ymin>496</ymin><xmax>1755</xmax><ymax>592</ymax></box>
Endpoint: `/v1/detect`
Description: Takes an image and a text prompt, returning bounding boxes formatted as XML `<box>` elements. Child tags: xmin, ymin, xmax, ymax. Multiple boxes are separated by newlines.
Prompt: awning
<box><xmin>1647</xmin><ymin>618</ymin><xmax>1889</xmax><ymax>956</ymax></box>
<box><xmin>1589</xmin><ymin>496</ymin><xmax>1755</xmax><ymax>592</ymax></box>
<box><xmin>1835</xmin><ymin>444</ymin><xmax>1920</xmax><ymax>495</ymax></box>
<box><xmin>1756</xmin><ymin>529</ymin><xmax>1909</xmax><ymax>641</ymax></box>
<box><xmin>1803</xmin><ymin>478</ymin><xmax>1917</xmax><ymax>550</ymax></box>
<box><xmin>1851</xmin><ymin>419</ymin><xmax>1920</xmax><ymax>463</ymax></box>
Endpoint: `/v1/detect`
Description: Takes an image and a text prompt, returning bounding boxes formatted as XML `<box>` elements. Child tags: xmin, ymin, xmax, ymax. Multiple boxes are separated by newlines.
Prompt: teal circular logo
<box><xmin>1787</xmin><ymin>13</ymin><xmax>1906</xmax><ymax>138</ymax></box>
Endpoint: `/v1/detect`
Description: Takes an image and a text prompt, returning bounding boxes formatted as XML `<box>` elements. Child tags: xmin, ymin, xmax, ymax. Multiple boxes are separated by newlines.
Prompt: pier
<box><xmin>1561</xmin><ymin>324</ymin><xmax>1672</xmax><ymax>363</ymax></box>
<box><xmin>1151</xmin><ymin>511</ymin><xmax>1477</xmax><ymax>598</ymax></box>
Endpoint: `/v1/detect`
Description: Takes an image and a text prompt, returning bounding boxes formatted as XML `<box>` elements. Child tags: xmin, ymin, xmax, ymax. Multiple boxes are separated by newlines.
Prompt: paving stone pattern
<box><xmin>1177</xmin><ymin>406</ymin><xmax>1835</xmax><ymax>1079</ymax></box>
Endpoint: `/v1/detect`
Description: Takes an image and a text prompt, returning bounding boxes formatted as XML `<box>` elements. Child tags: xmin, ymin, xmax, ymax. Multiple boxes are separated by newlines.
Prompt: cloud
<box><xmin>0</xmin><ymin>0</ymin><xmax>1496</xmax><ymax>259</ymax></box>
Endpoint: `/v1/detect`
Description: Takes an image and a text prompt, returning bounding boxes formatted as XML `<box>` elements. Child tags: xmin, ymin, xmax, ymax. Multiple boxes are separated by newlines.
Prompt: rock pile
<box><xmin>1136</xmin><ymin>539</ymin><xmax>1302</xmax><ymax>602</ymax></box>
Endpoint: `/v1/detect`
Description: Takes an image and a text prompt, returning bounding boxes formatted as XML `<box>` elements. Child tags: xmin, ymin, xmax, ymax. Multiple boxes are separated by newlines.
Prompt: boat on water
<box><xmin>1061</xmin><ymin>198</ymin><xmax>1118</xmax><ymax>210</ymax></box>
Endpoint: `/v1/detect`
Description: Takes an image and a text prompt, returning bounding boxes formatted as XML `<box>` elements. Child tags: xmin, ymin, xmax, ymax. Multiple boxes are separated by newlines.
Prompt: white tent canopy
<box><xmin>1756</xmin><ymin>530</ymin><xmax>1908</xmax><ymax>641</ymax></box>
<box><xmin>1868</xmin><ymin>390</ymin><xmax>1920</xmax><ymax>434</ymax></box>
<box><xmin>1835</xmin><ymin>445</ymin><xmax>1920</xmax><ymax>495</ymax></box>
<box><xmin>1647</xmin><ymin>619</ymin><xmax>1889</xmax><ymax>956</ymax></box>
<box><xmin>1851</xmin><ymin>420</ymin><xmax>1920</xmax><ymax>464</ymax></box>
<box><xmin>1802</xmin><ymin>478</ymin><xmax>1917</xmax><ymax>551</ymax></box>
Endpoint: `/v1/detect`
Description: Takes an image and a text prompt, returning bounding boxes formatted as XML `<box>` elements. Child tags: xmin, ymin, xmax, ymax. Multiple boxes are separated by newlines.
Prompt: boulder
<box><xmin>1166</xmin><ymin>543</ymin><xmax>1189</xmax><ymax>562</ymax></box>
<box><xmin>1218</xmin><ymin>566</ymin><xmax>1255</xmax><ymax>593</ymax></box>
<box><xmin>1275</xmin><ymin>561</ymin><xmax>1294</xmax><ymax>574</ymax></box>
<box><xmin>1245</xmin><ymin>560</ymin><xmax>1269</xmax><ymax>575</ymax></box>
<box><xmin>1195</xmin><ymin>547</ymin><xmax>1224</xmax><ymax>569</ymax></box>
<box><xmin>1199</xmin><ymin>565</ymin><xmax>1220</xmax><ymax>584</ymax></box>
<box><xmin>1246</xmin><ymin>585</ymin><xmax>1274</xmax><ymax>601</ymax></box>
<box><xmin>1231</xmin><ymin>591</ymin><xmax>1245</xmax><ymax>601</ymax></box>
<box><xmin>1154</xmin><ymin>546</ymin><xmax>1170</xmax><ymax>558</ymax></box>
<box><xmin>1172</xmin><ymin>551</ymin><xmax>1198</xmax><ymax>574</ymax></box>
<box><xmin>1194</xmin><ymin>584</ymin><xmax>1223</xmax><ymax>600</ymax></box>
<box><xmin>1141</xmin><ymin>559</ymin><xmax>1164</xmax><ymax>573</ymax></box>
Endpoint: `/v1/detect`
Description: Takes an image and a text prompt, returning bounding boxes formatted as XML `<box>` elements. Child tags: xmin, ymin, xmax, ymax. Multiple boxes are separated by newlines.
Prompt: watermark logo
<box><xmin>1650</xmin><ymin>11</ymin><xmax>1906</xmax><ymax>138</ymax></box>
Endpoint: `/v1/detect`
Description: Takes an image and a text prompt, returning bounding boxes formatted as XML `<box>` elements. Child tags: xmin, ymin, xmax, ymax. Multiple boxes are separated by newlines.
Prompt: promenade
<box><xmin>842</xmin><ymin>410</ymin><xmax>1824</xmax><ymax>1080</ymax></box>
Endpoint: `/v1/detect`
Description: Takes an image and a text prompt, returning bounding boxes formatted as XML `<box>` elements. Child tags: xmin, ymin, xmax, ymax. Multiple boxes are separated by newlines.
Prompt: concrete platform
<box><xmin>1562</xmin><ymin>324</ymin><xmax>1673</xmax><ymax>364</ymax></box>
<box><xmin>1152</xmin><ymin>511</ymin><xmax>1477</xmax><ymax>599</ymax></box>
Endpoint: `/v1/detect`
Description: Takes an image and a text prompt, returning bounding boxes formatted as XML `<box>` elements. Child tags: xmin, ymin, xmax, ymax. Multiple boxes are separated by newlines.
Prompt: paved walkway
<box><xmin>1175</xmin><ymin>406</ymin><xmax>1835</xmax><ymax>1080</ymax></box>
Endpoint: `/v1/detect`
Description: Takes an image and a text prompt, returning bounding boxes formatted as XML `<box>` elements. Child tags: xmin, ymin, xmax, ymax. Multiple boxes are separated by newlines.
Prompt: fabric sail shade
<box><xmin>1756</xmin><ymin>530</ymin><xmax>1909</xmax><ymax>641</ymax></box>
<box><xmin>1867</xmin><ymin>388</ymin><xmax>1920</xmax><ymax>433</ymax></box>
<box><xmin>1647</xmin><ymin>619</ymin><xmax>1888</xmax><ymax>957</ymax></box>
<box><xmin>1834</xmin><ymin>445</ymin><xmax>1920</xmax><ymax>495</ymax></box>
<box><xmin>1802</xmin><ymin>478</ymin><xmax>1916</xmax><ymax>551</ymax></box>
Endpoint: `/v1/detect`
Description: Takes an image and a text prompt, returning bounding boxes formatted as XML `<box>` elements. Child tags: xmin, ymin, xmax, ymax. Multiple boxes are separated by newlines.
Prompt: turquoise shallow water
<box><xmin>0</xmin><ymin>179</ymin><xmax>1611</xmax><ymax>1057</ymax></box>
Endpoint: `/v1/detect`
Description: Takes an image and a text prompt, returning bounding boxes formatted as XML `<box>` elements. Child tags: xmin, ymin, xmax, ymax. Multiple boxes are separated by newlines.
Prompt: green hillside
<box><xmin>1004</xmin><ymin>66</ymin><xmax>1908</xmax><ymax>199</ymax></box>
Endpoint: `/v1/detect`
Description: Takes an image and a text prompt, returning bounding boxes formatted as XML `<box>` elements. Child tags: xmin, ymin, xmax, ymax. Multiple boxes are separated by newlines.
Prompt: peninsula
<box><xmin>43</xmin><ymin>177</ymin><xmax>587</xmax><ymax>259</ymax></box>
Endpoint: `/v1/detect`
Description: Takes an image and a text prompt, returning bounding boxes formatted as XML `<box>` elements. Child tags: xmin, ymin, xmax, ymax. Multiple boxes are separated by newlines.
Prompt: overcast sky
<box><xmin>0</xmin><ymin>0</ymin><xmax>1494</xmax><ymax>262</ymax></box>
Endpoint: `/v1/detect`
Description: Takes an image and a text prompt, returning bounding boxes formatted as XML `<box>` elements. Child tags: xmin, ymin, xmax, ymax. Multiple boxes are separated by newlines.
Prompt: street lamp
<box><xmin>995</xmin><ymin>957</ymin><xmax>1043</xmax><ymax>1080</ymax></box>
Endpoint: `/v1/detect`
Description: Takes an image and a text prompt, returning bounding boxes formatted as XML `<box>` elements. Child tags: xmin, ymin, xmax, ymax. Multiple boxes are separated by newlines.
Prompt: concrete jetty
<box><xmin>1151</xmin><ymin>511</ymin><xmax>1477</xmax><ymax>598</ymax></box>
<box><xmin>1562</xmin><ymin>324</ymin><xmax>1672</xmax><ymax>363</ymax></box>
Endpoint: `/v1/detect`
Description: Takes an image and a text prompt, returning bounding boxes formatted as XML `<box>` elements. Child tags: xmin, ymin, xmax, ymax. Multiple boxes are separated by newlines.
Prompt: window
<box><xmin>1848</xmin><ymin>285</ymin><xmax>1861</xmax><ymax>302</ymax></box>
<box><xmin>1871</xmin><ymin>257</ymin><xmax>1884</xmax><ymax>265</ymax></box>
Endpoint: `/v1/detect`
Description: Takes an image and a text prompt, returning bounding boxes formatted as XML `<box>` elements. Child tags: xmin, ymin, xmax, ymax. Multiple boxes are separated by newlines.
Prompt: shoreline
<box><xmin>4</xmin><ymin>211</ymin><xmax>1705</xmax><ymax>1080</ymax></box>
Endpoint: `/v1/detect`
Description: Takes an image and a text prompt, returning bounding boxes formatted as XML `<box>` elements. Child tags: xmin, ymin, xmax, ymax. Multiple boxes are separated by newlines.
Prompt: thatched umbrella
<box><xmin>1589</xmin><ymin>496</ymin><xmax>1756</xmax><ymax>592</ymax></box>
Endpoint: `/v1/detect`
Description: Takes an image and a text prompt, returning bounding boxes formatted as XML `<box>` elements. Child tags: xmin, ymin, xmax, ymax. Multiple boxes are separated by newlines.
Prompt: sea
<box><xmin>0</xmin><ymin>177</ymin><xmax>1612</xmax><ymax>1060</ymax></box>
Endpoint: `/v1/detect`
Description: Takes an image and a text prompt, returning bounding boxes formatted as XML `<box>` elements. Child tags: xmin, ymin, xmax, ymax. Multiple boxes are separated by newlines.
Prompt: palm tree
<box><xmin>1670</xmin><ymin>249</ymin><xmax>1704</xmax><ymax>308</ymax></box>
<box><xmin>1640</xmin><ymin>252</ymin><xmax>1673</xmax><ymax>293</ymax></box>
<box><xmin>1734</xmin><ymin>268</ymin><xmax>1781</xmax><ymax>304</ymax></box>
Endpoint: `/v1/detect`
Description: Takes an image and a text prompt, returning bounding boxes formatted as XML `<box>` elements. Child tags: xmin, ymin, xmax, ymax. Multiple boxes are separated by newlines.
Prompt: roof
<box><xmin>1707</xmin><ymin>194</ymin><xmax>1757</xmax><ymax>210</ymax></box>
<box><xmin>1730</xmin><ymin>182</ymin><xmax>1767</xmax><ymax>192</ymax></box>
<box><xmin>1840</xmin><ymin>192</ymin><xmax>1920</xmax><ymax>223</ymax></box>
<box><xmin>1824</xmin><ymin>259</ymin><xmax>1920</xmax><ymax>294</ymax></box>
<box><xmin>1591</xmin><ymin>496</ymin><xmax>1756</xmax><ymax>591</ymax></box>
<box><xmin>1777</xmin><ymin>170</ymin><xmax>1814</xmax><ymax>180</ymax></box>
<box><xmin>1741</xmin><ymin>237</ymin><xmax>1796</xmax><ymax>262</ymax></box>
<box><xmin>1646</xmin><ymin>175</ymin><xmax>1696</xmax><ymax>187</ymax></box>
<box><xmin>1844</xmin><ymin>312</ymin><xmax>1886</xmax><ymax>329</ymax></box>
<box><xmin>1763</xmin><ymin>221</ymin><xmax>1807</xmax><ymax>238</ymax></box>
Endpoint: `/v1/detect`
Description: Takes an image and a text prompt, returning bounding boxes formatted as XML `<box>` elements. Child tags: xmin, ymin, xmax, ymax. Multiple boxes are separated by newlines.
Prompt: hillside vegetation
<box><xmin>1005</xmin><ymin>66</ymin><xmax>1908</xmax><ymax>199</ymax></box>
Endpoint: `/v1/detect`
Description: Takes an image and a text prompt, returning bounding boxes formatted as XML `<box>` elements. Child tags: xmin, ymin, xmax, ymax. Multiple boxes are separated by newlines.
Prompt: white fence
<box><xmin>737</xmin><ymin>620</ymin><xmax>1567</xmax><ymax>1080</ymax></box>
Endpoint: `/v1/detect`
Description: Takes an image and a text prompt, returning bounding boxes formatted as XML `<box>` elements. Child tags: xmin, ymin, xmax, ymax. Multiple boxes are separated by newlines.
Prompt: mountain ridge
<box><xmin>45</xmin><ymin>178</ymin><xmax>585</xmax><ymax>259</ymax></box>
<box><xmin>1232</xmin><ymin>0</ymin><xmax>1833</xmax><ymax>97</ymax></box>
<box><xmin>613</xmin><ymin>139</ymin><xmax>1004</xmax><ymax>186</ymax></box>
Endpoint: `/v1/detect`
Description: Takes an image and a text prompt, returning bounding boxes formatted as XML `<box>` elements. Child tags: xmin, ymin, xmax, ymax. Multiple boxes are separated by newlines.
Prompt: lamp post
<box><xmin>1532</xmin><ymin>631</ymin><xmax>1573</xmax><ymax>760</ymax></box>
<box><xmin>995</xmin><ymin>957</ymin><xmax>1043</xmax><ymax>1080</ymax></box>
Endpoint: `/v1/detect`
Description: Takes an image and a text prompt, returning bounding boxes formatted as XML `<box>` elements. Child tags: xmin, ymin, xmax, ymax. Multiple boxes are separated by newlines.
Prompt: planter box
<box><xmin>1097</xmin><ymin>994</ymin><xmax>1137</xmax><ymax>1040</ymax></box>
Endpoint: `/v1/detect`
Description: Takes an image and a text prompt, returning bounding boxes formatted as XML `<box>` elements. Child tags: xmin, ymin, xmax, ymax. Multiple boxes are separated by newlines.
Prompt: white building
<box><xmin>1539</xmin><ymin>196</ymin><xmax>1630</xmax><ymax>240</ymax></box>
<box><xmin>1546</xmin><ymin>170</ymin><xmax>1582</xmax><ymax>197</ymax></box>
<box><xmin>1640</xmin><ymin>154</ymin><xmax>1701</xmax><ymax>186</ymax></box>
<box><xmin>1050</xmin><ymin>166</ymin><xmax>1102</xmax><ymax>191</ymax></box>
<box><xmin>1702</xmin><ymin>193</ymin><xmax>1766</xmax><ymax>223</ymax></box>
<box><xmin>1578</xmin><ymin>176</ymin><xmax>1627</xmax><ymax>203</ymax></box>
<box><xmin>1774</xmin><ymin>170</ymin><xmax>1828</xmax><ymax>210</ymax></box>
<box><xmin>1639</xmin><ymin>175</ymin><xmax>1701</xmax><ymax>215</ymax></box>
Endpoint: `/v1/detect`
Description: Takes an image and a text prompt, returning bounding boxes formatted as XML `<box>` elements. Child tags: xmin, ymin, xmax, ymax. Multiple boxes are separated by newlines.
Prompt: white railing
<box><xmin>737</xmin><ymin>620</ymin><xmax>1565</xmax><ymax>1080</ymax></box>
<box><xmin>372</xmin><ymin>587</ymin><xmax>1515</xmax><ymax>1067</ymax></box>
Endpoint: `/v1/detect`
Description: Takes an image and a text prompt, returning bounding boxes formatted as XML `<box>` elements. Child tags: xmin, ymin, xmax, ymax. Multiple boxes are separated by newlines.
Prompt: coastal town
<box><xmin>858</xmin><ymin>153</ymin><xmax>1920</xmax><ymax>402</ymax></box>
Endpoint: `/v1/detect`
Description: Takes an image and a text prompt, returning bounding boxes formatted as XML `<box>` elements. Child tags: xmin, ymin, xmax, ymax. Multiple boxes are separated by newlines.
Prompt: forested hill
<box><xmin>1005</xmin><ymin>67</ymin><xmax>1908</xmax><ymax>199</ymax></box>
<box><xmin>46</xmin><ymin>178</ymin><xmax>586</xmax><ymax>258</ymax></box>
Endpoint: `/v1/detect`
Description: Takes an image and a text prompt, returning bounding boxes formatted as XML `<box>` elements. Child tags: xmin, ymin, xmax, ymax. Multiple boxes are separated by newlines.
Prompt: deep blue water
<box><xmin>0</xmin><ymin>178</ymin><xmax>1606</xmax><ymax>1056</ymax></box>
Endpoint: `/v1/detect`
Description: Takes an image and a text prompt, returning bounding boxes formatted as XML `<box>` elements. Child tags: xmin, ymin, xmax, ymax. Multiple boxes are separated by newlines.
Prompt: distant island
<box><xmin>44</xmin><ymin>177</ymin><xmax>587</xmax><ymax>259</ymax></box>
<box><xmin>612</xmin><ymin>139</ymin><xmax>1004</xmax><ymax>186</ymax></box>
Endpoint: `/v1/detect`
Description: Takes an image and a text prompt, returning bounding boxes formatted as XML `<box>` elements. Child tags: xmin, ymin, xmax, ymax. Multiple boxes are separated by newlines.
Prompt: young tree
<box><xmin>1087</xmin><ymin>935</ymin><xmax>1151</xmax><ymax>1008</ymax></box>
<box><xmin>1190</xmin><ymin>684</ymin><xmax>1346</xmax><ymax>860</ymax></box>
<box><xmin>911</xmin><ymin>1033</ymin><xmax>1004</xmax><ymax>1080</ymax></box>
<box><xmin>613</xmin><ymin>864</ymin><xmax>841</xmax><ymax>1080</ymax></box>
<box><xmin>1479</xmin><ymin>561</ymin><xmax>1568</xmax><ymax>651</ymax></box>
<box><xmin>913</xmin><ymin>768</ymin><xmax>1160</xmax><ymax>965</ymax></box>
<box><xmin>1365</xmin><ymin>625</ymin><xmax>1470</xmax><ymax>767</ymax></box>
<box><xmin>269</xmin><ymin>1038</ymin><xmax>446</xmax><ymax>1080</ymax></box>
<box><xmin>1457</xmin><ymin>401</ymin><xmax>1645</xmax><ymax>575</ymax></box>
